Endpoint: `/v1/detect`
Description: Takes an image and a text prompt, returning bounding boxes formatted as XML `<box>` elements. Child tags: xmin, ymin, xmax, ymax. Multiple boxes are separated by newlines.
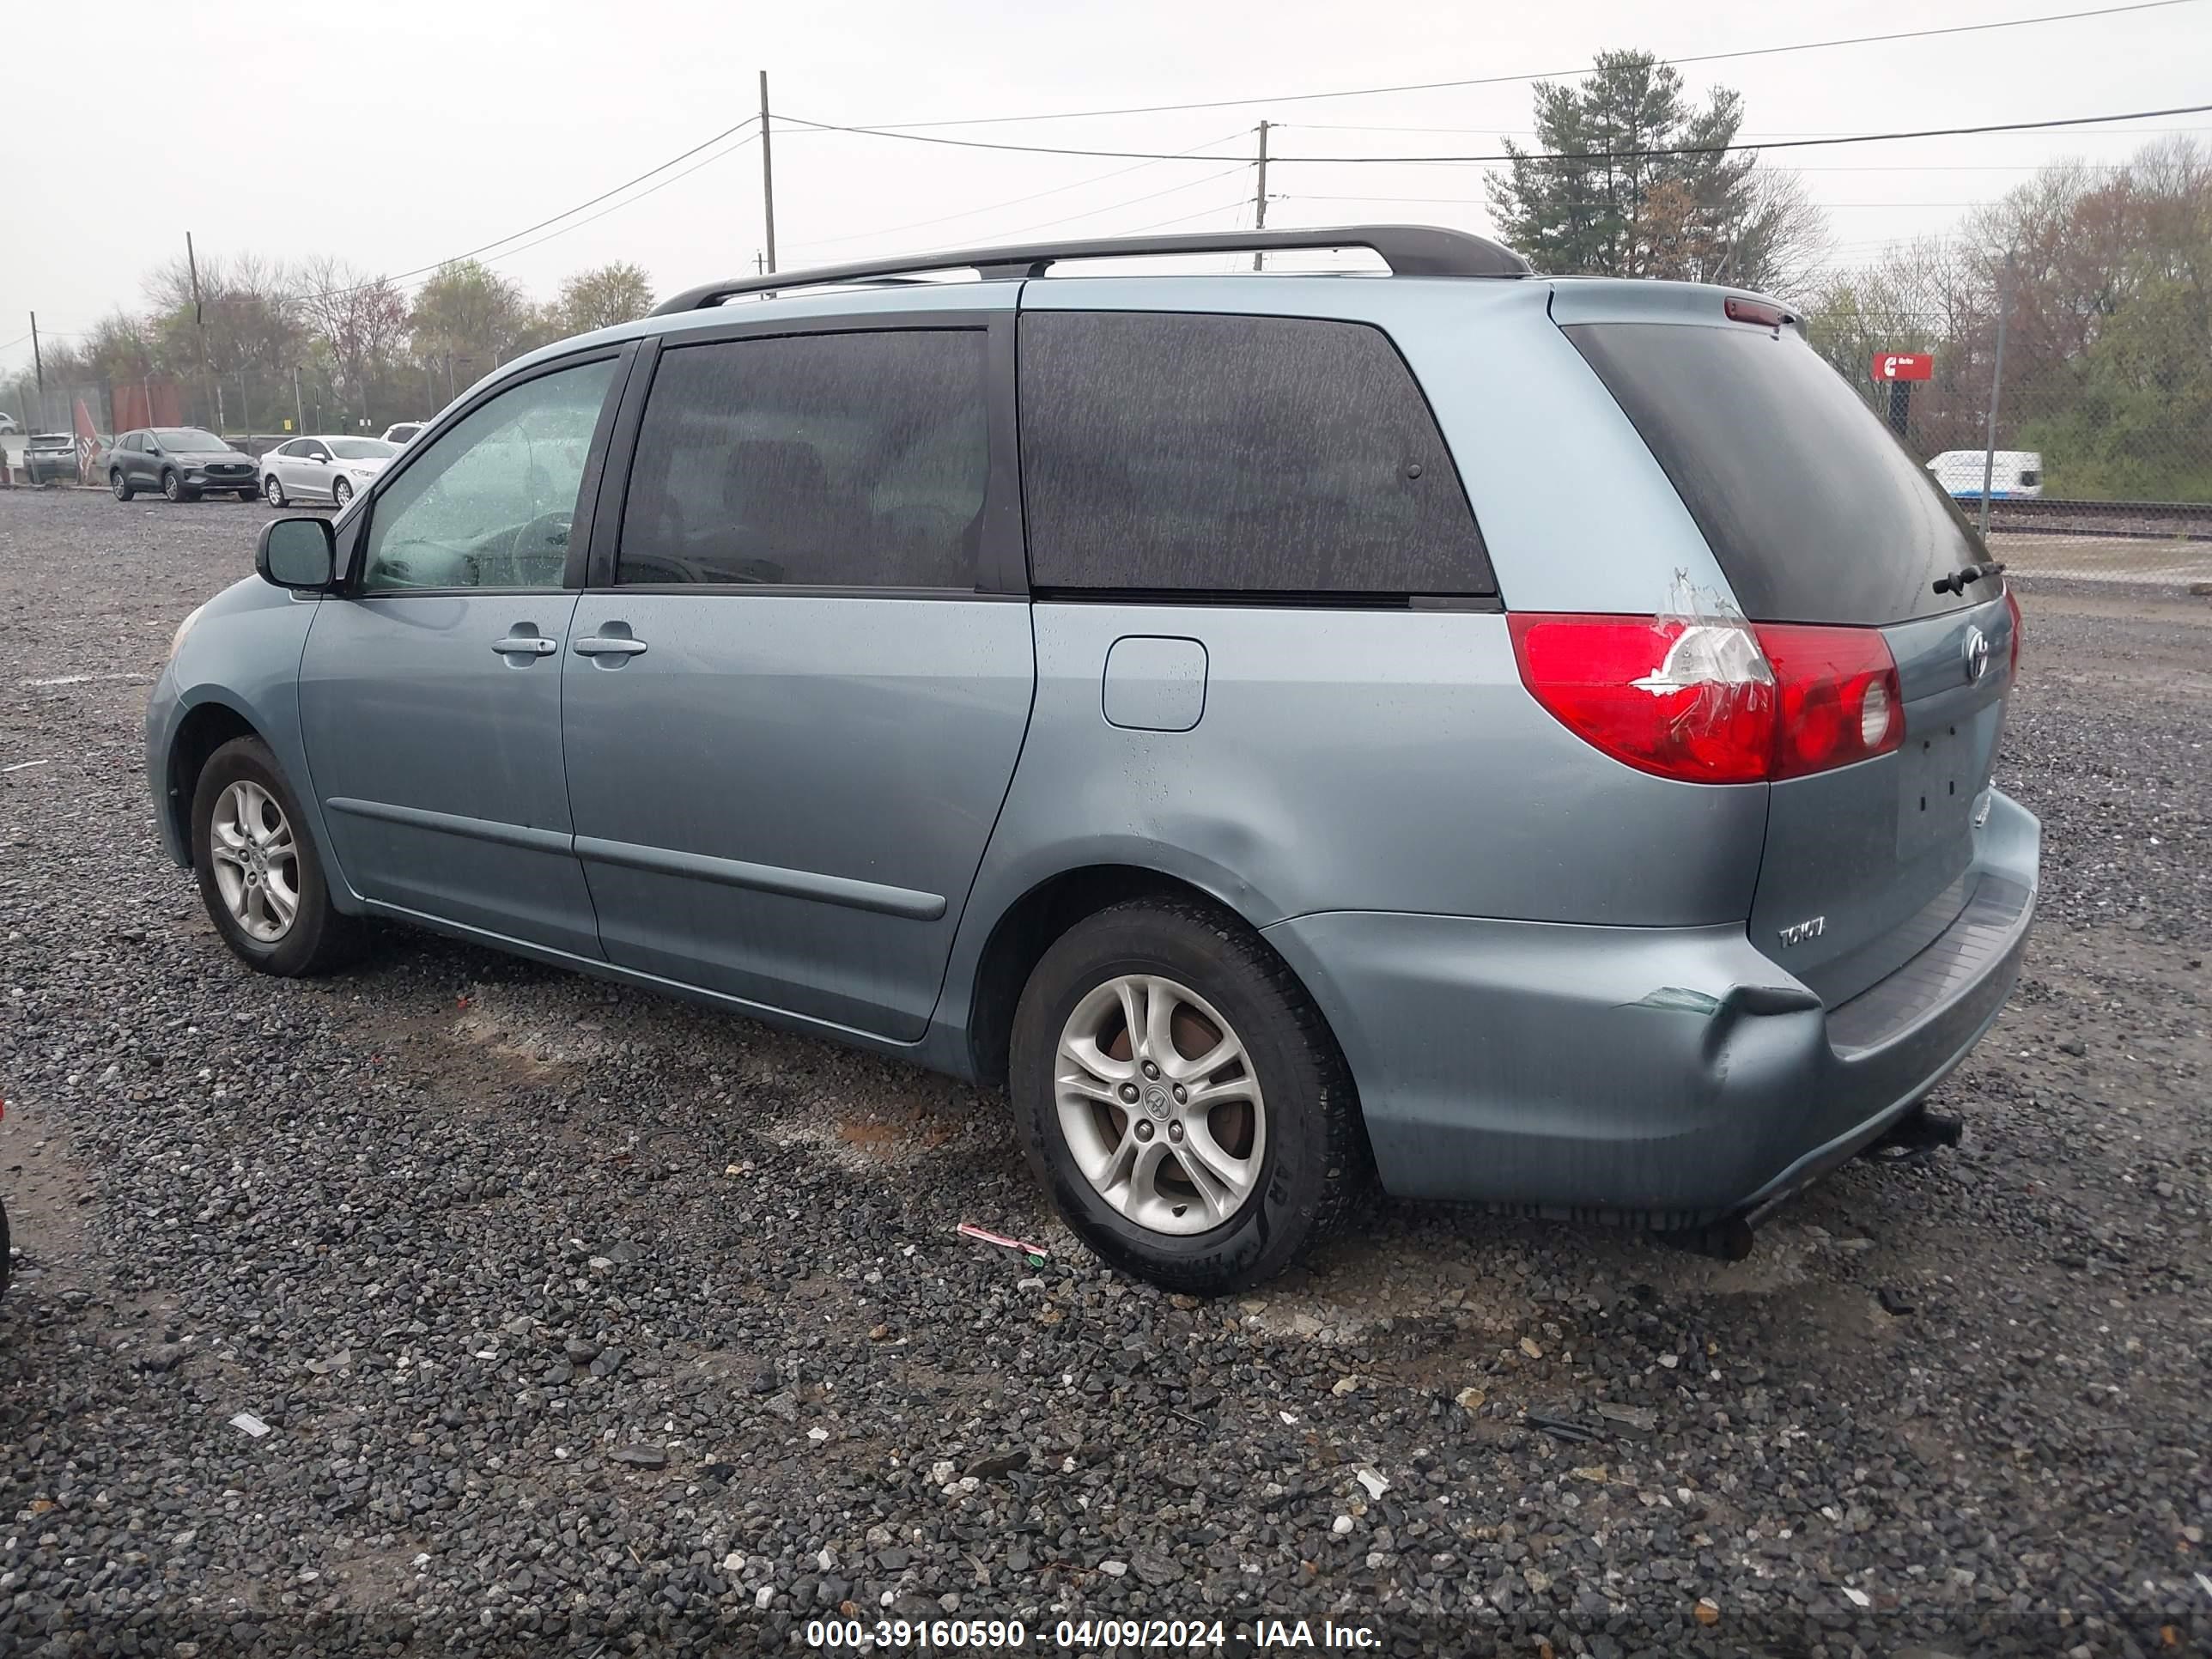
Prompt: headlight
<box><xmin>168</xmin><ymin>603</ymin><xmax>207</xmax><ymax>663</ymax></box>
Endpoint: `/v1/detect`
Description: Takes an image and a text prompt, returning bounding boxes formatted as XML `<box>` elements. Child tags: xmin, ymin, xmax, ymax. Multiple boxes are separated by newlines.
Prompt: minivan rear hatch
<box><xmin>1563</xmin><ymin>301</ymin><xmax>2018</xmax><ymax>1006</ymax></box>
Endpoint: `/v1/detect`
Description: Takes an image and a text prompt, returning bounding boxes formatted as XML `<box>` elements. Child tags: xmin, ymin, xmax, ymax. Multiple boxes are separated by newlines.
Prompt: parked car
<box><xmin>147</xmin><ymin>227</ymin><xmax>2037</xmax><ymax>1292</ymax></box>
<box><xmin>108</xmin><ymin>428</ymin><xmax>259</xmax><ymax>502</ymax></box>
<box><xmin>259</xmin><ymin>435</ymin><xmax>398</xmax><ymax>507</ymax></box>
<box><xmin>380</xmin><ymin>422</ymin><xmax>428</xmax><ymax>446</ymax></box>
<box><xmin>1928</xmin><ymin>448</ymin><xmax>2044</xmax><ymax>500</ymax></box>
<box><xmin>21</xmin><ymin>432</ymin><xmax>80</xmax><ymax>484</ymax></box>
<box><xmin>0</xmin><ymin>412</ymin><xmax>21</xmax><ymax>435</ymax></box>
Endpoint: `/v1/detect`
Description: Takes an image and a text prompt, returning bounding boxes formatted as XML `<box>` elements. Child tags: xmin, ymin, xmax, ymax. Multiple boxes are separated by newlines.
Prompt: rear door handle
<box><xmin>491</xmin><ymin>633</ymin><xmax>558</xmax><ymax>657</ymax></box>
<box><xmin>573</xmin><ymin>635</ymin><xmax>647</xmax><ymax>658</ymax></box>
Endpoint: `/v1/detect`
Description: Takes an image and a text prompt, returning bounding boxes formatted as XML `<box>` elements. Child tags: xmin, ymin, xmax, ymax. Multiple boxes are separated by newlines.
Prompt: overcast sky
<box><xmin>4</xmin><ymin>0</ymin><xmax>2208</xmax><ymax>379</ymax></box>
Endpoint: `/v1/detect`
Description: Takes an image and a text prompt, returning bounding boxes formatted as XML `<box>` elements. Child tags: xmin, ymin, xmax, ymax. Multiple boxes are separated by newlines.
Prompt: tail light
<box><xmin>1509</xmin><ymin>612</ymin><xmax>1904</xmax><ymax>785</ymax></box>
<box><xmin>2004</xmin><ymin>587</ymin><xmax>2022</xmax><ymax>677</ymax></box>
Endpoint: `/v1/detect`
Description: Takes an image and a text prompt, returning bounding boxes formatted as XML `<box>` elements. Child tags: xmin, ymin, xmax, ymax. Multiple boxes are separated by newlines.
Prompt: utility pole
<box><xmin>1251</xmin><ymin>121</ymin><xmax>1270</xmax><ymax>270</ymax></box>
<box><xmin>1978</xmin><ymin>250</ymin><xmax>2014</xmax><ymax>542</ymax></box>
<box><xmin>187</xmin><ymin>232</ymin><xmax>224</xmax><ymax>434</ymax></box>
<box><xmin>758</xmin><ymin>71</ymin><xmax>778</xmax><ymax>274</ymax></box>
<box><xmin>28</xmin><ymin>313</ymin><xmax>42</xmax><ymax>392</ymax></box>
<box><xmin>293</xmin><ymin>365</ymin><xmax>305</xmax><ymax>434</ymax></box>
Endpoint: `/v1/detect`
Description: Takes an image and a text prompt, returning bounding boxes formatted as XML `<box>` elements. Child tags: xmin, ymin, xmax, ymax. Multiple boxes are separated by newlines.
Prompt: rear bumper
<box><xmin>1262</xmin><ymin>790</ymin><xmax>2039</xmax><ymax>1226</ymax></box>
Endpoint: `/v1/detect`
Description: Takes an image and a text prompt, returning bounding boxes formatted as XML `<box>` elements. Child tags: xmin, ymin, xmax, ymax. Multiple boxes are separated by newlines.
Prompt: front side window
<box><xmin>617</xmin><ymin>329</ymin><xmax>988</xmax><ymax>589</ymax></box>
<box><xmin>359</xmin><ymin>357</ymin><xmax>616</xmax><ymax>592</ymax></box>
<box><xmin>125</xmin><ymin>433</ymin><xmax>147</xmax><ymax>452</ymax></box>
<box><xmin>1019</xmin><ymin>311</ymin><xmax>1492</xmax><ymax>596</ymax></box>
<box><xmin>302</xmin><ymin>441</ymin><xmax>331</xmax><ymax>462</ymax></box>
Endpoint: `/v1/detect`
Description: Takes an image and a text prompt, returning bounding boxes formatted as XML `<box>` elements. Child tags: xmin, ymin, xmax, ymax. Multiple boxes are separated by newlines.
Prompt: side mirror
<box><xmin>258</xmin><ymin>516</ymin><xmax>337</xmax><ymax>591</ymax></box>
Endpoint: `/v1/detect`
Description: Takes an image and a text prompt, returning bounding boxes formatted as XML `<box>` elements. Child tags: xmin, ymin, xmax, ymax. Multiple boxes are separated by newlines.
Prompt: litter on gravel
<box><xmin>956</xmin><ymin>1220</ymin><xmax>1049</xmax><ymax>1262</ymax></box>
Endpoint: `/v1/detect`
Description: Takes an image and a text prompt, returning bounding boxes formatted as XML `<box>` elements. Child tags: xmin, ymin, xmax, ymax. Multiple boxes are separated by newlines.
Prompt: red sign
<box><xmin>1872</xmin><ymin>352</ymin><xmax>1935</xmax><ymax>382</ymax></box>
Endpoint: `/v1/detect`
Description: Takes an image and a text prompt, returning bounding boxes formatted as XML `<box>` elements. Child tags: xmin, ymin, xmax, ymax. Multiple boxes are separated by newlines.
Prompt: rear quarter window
<box><xmin>1018</xmin><ymin>311</ymin><xmax>1492</xmax><ymax>597</ymax></box>
<box><xmin>1565</xmin><ymin>321</ymin><xmax>1984</xmax><ymax>625</ymax></box>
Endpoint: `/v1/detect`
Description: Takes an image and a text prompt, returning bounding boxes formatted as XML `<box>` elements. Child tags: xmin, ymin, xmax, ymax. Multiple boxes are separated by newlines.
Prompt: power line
<box><xmin>778</xmin><ymin>100</ymin><xmax>2212</xmax><ymax>165</ymax></box>
<box><xmin>291</xmin><ymin>115</ymin><xmax>760</xmax><ymax>307</ymax></box>
<box><xmin>823</xmin><ymin>0</ymin><xmax>2202</xmax><ymax>129</ymax></box>
<box><xmin>783</xmin><ymin>128</ymin><xmax>1253</xmax><ymax>253</ymax></box>
<box><xmin>1282</xmin><ymin>193</ymin><xmax>1999</xmax><ymax>208</ymax></box>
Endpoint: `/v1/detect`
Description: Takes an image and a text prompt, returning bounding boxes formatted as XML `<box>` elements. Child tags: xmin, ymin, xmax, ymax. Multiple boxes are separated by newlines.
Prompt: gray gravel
<box><xmin>1</xmin><ymin>489</ymin><xmax>2207</xmax><ymax>1658</ymax></box>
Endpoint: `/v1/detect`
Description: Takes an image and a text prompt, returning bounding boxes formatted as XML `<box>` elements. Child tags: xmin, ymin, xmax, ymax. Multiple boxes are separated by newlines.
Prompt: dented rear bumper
<box><xmin>1261</xmin><ymin>790</ymin><xmax>2039</xmax><ymax>1227</ymax></box>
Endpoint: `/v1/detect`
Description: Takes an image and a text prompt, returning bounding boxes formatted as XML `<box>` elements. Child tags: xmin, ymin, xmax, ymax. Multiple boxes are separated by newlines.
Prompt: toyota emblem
<box><xmin>1962</xmin><ymin>626</ymin><xmax>1990</xmax><ymax>683</ymax></box>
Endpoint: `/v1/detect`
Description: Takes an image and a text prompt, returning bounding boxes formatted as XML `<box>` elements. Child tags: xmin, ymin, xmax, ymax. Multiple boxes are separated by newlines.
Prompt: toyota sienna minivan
<box><xmin>147</xmin><ymin>226</ymin><xmax>2036</xmax><ymax>1292</ymax></box>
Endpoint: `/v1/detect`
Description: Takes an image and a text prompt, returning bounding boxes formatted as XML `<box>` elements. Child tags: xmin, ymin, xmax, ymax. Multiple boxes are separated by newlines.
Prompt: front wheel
<box><xmin>237</xmin><ymin>488</ymin><xmax>258</xmax><ymax>502</ymax></box>
<box><xmin>332</xmin><ymin>476</ymin><xmax>353</xmax><ymax>507</ymax></box>
<box><xmin>1009</xmin><ymin>896</ymin><xmax>1370</xmax><ymax>1293</ymax></box>
<box><xmin>191</xmin><ymin>736</ymin><xmax>366</xmax><ymax>976</ymax></box>
<box><xmin>112</xmin><ymin>470</ymin><xmax>133</xmax><ymax>501</ymax></box>
<box><xmin>161</xmin><ymin>470</ymin><xmax>183</xmax><ymax>502</ymax></box>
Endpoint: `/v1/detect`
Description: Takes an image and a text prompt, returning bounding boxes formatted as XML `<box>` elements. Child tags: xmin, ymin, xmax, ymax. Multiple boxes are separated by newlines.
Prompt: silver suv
<box><xmin>146</xmin><ymin>227</ymin><xmax>2037</xmax><ymax>1292</ymax></box>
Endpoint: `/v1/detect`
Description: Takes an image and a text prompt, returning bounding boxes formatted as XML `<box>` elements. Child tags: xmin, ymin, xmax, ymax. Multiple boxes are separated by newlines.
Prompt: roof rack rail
<box><xmin>651</xmin><ymin>224</ymin><xmax>1530</xmax><ymax>314</ymax></box>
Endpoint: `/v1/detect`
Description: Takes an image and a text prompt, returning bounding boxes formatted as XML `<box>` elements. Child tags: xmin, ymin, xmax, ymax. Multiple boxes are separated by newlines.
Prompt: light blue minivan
<box><xmin>147</xmin><ymin>227</ymin><xmax>2037</xmax><ymax>1291</ymax></box>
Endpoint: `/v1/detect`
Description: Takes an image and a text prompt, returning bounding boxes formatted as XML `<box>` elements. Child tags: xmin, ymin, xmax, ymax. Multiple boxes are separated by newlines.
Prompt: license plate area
<box><xmin>1896</xmin><ymin>713</ymin><xmax>1997</xmax><ymax>857</ymax></box>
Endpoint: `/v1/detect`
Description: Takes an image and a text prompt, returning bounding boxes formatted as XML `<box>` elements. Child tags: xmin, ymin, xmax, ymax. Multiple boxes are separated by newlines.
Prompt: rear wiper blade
<box><xmin>1933</xmin><ymin>559</ymin><xmax>2007</xmax><ymax>597</ymax></box>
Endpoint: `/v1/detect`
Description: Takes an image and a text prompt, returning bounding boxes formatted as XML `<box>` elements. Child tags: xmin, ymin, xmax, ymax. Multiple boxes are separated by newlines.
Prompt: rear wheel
<box><xmin>1009</xmin><ymin>896</ymin><xmax>1369</xmax><ymax>1293</ymax></box>
<box><xmin>111</xmin><ymin>470</ymin><xmax>133</xmax><ymax>501</ymax></box>
<box><xmin>191</xmin><ymin>736</ymin><xmax>366</xmax><ymax>976</ymax></box>
<box><xmin>264</xmin><ymin>474</ymin><xmax>287</xmax><ymax>507</ymax></box>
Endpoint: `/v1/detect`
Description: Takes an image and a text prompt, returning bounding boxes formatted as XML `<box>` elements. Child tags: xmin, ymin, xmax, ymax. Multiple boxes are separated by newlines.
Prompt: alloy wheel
<box><xmin>207</xmin><ymin>779</ymin><xmax>301</xmax><ymax>943</ymax></box>
<box><xmin>1054</xmin><ymin>974</ymin><xmax>1267</xmax><ymax>1236</ymax></box>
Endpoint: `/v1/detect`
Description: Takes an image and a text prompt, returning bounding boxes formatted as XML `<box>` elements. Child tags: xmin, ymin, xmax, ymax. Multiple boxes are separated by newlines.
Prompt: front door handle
<box><xmin>491</xmin><ymin>632</ymin><xmax>558</xmax><ymax>657</ymax></box>
<box><xmin>572</xmin><ymin>635</ymin><xmax>648</xmax><ymax>658</ymax></box>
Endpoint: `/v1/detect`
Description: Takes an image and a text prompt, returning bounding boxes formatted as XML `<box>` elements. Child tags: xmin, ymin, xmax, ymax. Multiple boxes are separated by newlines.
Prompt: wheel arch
<box><xmin>163</xmin><ymin>699</ymin><xmax>262</xmax><ymax>858</ymax></box>
<box><xmin>959</xmin><ymin>860</ymin><xmax>1328</xmax><ymax>1091</ymax></box>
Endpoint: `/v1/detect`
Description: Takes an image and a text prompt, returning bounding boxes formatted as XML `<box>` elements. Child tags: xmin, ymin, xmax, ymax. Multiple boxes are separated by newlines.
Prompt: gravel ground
<box><xmin>0</xmin><ymin>488</ymin><xmax>2206</xmax><ymax>1659</ymax></box>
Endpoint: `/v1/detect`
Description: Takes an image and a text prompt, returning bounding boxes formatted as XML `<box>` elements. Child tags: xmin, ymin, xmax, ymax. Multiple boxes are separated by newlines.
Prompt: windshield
<box><xmin>1565</xmin><ymin>322</ymin><xmax>1986</xmax><ymax>626</ymax></box>
<box><xmin>154</xmin><ymin>428</ymin><xmax>228</xmax><ymax>453</ymax></box>
<box><xmin>328</xmin><ymin>438</ymin><xmax>397</xmax><ymax>461</ymax></box>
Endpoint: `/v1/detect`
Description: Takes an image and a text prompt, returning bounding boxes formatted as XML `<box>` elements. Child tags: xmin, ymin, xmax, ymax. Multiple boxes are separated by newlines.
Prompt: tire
<box><xmin>112</xmin><ymin>470</ymin><xmax>133</xmax><ymax>501</ymax></box>
<box><xmin>238</xmin><ymin>488</ymin><xmax>258</xmax><ymax>502</ymax></box>
<box><xmin>1008</xmin><ymin>896</ymin><xmax>1370</xmax><ymax>1293</ymax></box>
<box><xmin>191</xmin><ymin>736</ymin><xmax>367</xmax><ymax>977</ymax></box>
<box><xmin>161</xmin><ymin>470</ymin><xmax>183</xmax><ymax>502</ymax></box>
<box><xmin>264</xmin><ymin>474</ymin><xmax>287</xmax><ymax>507</ymax></box>
<box><xmin>332</xmin><ymin>477</ymin><xmax>353</xmax><ymax>507</ymax></box>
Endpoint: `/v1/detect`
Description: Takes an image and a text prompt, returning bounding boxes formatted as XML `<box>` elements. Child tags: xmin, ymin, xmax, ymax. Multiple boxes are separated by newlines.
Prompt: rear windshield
<box><xmin>1565</xmin><ymin>322</ymin><xmax>1985</xmax><ymax>626</ymax></box>
<box><xmin>28</xmin><ymin>434</ymin><xmax>73</xmax><ymax>447</ymax></box>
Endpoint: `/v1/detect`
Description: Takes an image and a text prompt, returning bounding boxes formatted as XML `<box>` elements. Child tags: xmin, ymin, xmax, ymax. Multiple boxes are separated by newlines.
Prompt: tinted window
<box><xmin>124</xmin><ymin>434</ymin><xmax>146</xmax><ymax>452</ymax></box>
<box><xmin>302</xmin><ymin>442</ymin><xmax>331</xmax><ymax>461</ymax></box>
<box><xmin>360</xmin><ymin>357</ymin><xmax>616</xmax><ymax>592</ymax></box>
<box><xmin>1019</xmin><ymin>312</ymin><xmax>1491</xmax><ymax>595</ymax></box>
<box><xmin>1565</xmin><ymin>322</ymin><xmax>1984</xmax><ymax>625</ymax></box>
<box><xmin>618</xmin><ymin>330</ymin><xmax>987</xmax><ymax>589</ymax></box>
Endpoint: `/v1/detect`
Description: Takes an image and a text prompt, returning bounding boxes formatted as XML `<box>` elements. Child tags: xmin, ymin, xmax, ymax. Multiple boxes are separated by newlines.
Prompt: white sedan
<box><xmin>258</xmin><ymin>435</ymin><xmax>398</xmax><ymax>507</ymax></box>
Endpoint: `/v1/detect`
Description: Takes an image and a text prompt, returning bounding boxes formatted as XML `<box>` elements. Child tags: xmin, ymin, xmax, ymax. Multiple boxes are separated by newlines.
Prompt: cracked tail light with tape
<box><xmin>1508</xmin><ymin>613</ymin><xmax>1904</xmax><ymax>785</ymax></box>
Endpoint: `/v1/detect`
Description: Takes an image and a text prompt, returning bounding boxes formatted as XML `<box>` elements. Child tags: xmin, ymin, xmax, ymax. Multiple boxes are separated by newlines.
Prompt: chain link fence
<box><xmin>1805</xmin><ymin>307</ymin><xmax>2212</xmax><ymax>588</ymax></box>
